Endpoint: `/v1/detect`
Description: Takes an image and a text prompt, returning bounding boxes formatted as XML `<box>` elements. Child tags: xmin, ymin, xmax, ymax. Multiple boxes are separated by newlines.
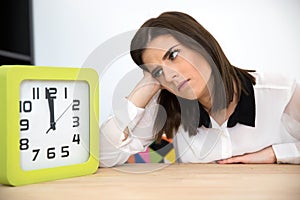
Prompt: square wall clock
<box><xmin>0</xmin><ymin>65</ymin><xmax>99</xmax><ymax>186</ymax></box>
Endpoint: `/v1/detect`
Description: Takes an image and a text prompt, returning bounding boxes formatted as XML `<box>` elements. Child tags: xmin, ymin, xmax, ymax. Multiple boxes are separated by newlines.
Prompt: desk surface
<box><xmin>1</xmin><ymin>163</ymin><xmax>300</xmax><ymax>200</ymax></box>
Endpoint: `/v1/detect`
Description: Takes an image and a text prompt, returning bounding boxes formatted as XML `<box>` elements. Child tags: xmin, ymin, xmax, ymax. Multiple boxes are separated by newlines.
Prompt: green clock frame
<box><xmin>0</xmin><ymin>65</ymin><xmax>99</xmax><ymax>186</ymax></box>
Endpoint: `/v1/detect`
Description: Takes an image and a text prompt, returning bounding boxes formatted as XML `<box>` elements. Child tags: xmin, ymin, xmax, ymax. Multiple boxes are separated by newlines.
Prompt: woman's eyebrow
<box><xmin>150</xmin><ymin>66</ymin><xmax>160</xmax><ymax>75</ymax></box>
<box><xmin>162</xmin><ymin>44</ymin><xmax>180</xmax><ymax>60</ymax></box>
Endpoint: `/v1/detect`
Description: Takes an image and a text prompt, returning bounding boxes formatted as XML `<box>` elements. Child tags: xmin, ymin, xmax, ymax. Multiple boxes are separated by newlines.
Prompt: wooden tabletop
<box><xmin>1</xmin><ymin>163</ymin><xmax>300</xmax><ymax>200</ymax></box>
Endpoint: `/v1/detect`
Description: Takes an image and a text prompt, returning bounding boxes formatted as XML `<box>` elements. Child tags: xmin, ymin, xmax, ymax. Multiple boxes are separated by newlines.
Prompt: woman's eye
<box><xmin>168</xmin><ymin>49</ymin><xmax>180</xmax><ymax>61</ymax></box>
<box><xmin>152</xmin><ymin>68</ymin><xmax>163</xmax><ymax>78</ymax></box>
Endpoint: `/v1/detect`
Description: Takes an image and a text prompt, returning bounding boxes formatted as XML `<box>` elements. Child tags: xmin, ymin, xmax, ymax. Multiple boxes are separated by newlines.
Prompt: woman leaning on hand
<box><xmin>99</xmin><ymin>11</ymin><xmax>300</xmax><ymax>167</ymax></box>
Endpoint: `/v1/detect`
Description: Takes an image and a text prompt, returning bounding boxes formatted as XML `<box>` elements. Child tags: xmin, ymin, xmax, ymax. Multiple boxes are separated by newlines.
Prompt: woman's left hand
<box><xmin>217</xmin><ymin>146</ymin><xmax>277</xmax><ymax>164</ymax></box>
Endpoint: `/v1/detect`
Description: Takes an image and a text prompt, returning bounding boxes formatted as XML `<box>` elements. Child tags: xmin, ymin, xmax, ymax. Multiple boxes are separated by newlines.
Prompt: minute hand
<box><xmin>46</xmin><ymin>89</ymin><xmax>56</xmax><ymax>133</ymax></box>
<box><xmin>46</xmin><ymin>101</ymin><xmax>73</xmax><ymax>133</ymax></box>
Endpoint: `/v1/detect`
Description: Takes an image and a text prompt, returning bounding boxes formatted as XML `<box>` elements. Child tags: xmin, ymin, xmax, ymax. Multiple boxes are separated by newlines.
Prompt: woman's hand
<box><xmin>142</xmin><ymin>70</ymin><xmax>162</xmax><ymax>92</ymax></box>
<box><xmin>127</xmin><ymin>70</ymin><xmax>161</xmax><ymax>108</ymax></box>
<box><xmin>217</xmin><ymin>146</ymin><xmax>277</xmax><ymax>164</ymax></box>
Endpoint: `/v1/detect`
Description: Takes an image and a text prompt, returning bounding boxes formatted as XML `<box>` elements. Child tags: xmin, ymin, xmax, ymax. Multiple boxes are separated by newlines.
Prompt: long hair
<box><xmin>130</xmin><ymin>11</ymin><xmax>256</xmax><ymax>143</ymax></box>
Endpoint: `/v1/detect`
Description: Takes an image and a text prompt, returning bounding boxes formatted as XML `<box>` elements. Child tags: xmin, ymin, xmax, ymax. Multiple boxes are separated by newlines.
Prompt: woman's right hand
<box><xmin>127</xmin><ymin>70</ymin><xmax>161</xmax><ymax>108</ymax></box>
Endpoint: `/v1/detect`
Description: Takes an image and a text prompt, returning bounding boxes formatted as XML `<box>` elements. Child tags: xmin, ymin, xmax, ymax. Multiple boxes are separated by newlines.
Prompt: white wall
<box><xmin>33</xmin><ymin>0</ymin><xmax>300</xmax><ymax>123</ymax></box>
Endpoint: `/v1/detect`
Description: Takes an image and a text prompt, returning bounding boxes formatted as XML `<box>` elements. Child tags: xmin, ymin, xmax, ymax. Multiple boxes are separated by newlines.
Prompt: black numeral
<box><xmin>47</xmin><ymin>147</ymin><xmax>56</xmax><ymax>159</ymax></box>
<box><xmin>72</xmin><ymin>134</ymin><xmax>80</xmax><ymax>145</ymax></box>
<box><xmin>61</xmin><ymin>146</ymin><xmax>70</xmax><ymax>158</ymax></box>
<box><xmin>64</xmin><ymin>87</ymin><xmax>68</xmax><ymax>99</ymax></box>
<box><xmin>72</xmin><ymin>100</ymin><xmax>80</xmax><ymax>110</ymax></box>
<box><xmin>20</xmin><ymin>119</ymin><xmax>29</xmax><ymax>131</ymax></box>
<box><xmin>32</xmin><ymin>149</ymin><xmax>40</xmax><ymax>161</ymax></box>
<box><xmin>25</xmin><ymin>146</ymin><xmax>73</xmax><ymax>161</ymax></box>
<box><xmin>20</xmin><ymin>138</ymin><xmax>29</xmax><ymax>150</ymax></box>
<box><xmin>45</xmin><ymin>88</ymin><xmax>57</xmax><ymax>99</ymax></box>
<box><xmin>72</xmin><ymin>116</ymin><xmax>80</xmax><ymax>127</ymax></box>
<box><xmin>20</xmin><ymin>101</ymin><xmax>32</xmax><ymax>113</ymax></box>
<box><xmin>33</xmin><ymin>87</ymin><xmax>40</xmax><ymax>99</ymax></box>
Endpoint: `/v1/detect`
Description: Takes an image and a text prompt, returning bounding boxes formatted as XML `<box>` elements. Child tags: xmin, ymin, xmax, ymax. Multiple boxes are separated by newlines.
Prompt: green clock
<box><xmin>0</xmin><ymin>65</ymin><xmax>99</xmax><ymax>186</ymax></box>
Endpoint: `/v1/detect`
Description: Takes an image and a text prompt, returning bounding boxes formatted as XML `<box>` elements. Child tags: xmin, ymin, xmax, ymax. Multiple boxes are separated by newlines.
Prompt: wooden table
<box><xmin>1</xmin><ymin>163</ymin><xmax>300</xmax><ymax>200</ymax></box>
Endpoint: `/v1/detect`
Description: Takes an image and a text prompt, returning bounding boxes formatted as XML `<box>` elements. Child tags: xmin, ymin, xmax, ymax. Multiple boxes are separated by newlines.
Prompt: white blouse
<box><xmin>99</xmin><ymin>72</ymin><xmax>300</xmax><ymax>167</ymax></box>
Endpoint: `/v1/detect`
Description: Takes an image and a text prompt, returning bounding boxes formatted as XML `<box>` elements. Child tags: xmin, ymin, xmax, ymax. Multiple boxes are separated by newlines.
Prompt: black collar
<box><xmin>198</xmin><ymin>75</ymin><xmax>256</xmax><ymax>128</ymax></box>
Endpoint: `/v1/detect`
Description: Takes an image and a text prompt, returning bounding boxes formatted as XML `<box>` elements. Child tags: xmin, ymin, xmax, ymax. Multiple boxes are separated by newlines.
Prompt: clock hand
<box><xmin>46</xmin><ymin>101</ymin><xmax>73</xmax><ymax>133</ymax></box>
<box><xmin>55</xmin><ymin>102</ymin><xmax>73</xmax><ymax>123</ymax></box>
<box><xmin>46</xmin><ymin>89</ymin><xmax>56</xmax><ymax>134</ymax></box>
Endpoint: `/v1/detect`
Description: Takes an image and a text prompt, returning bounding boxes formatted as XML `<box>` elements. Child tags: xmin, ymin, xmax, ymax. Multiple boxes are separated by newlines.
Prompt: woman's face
<box><xmin>142</xmin><ymin>34</ymin><xmax>212</xmax><ymax>100</ymax></box>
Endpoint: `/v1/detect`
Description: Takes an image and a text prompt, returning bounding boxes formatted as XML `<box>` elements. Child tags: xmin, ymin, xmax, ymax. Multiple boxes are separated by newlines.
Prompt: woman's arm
<box><xmin>272</xmin><ymin>83</ymin><xmax>300</xmax><ymax>164</ymax></box>
<box><xmin>218</xmin><ymin>83</ymin><xmax>300</xmax><ymax>164</ymax></box>
<box><xmin>99</xmin><ymin>71</ymin><xmax>161</xmax><ymax>167</ymax></box>
<box><xmin>217</xmin><ymin>146</ymin><xmax>277</xmax><ymax>164</ymax></box>
<box><xmin>127</xmin><ymin>70</ymin><xmax>161</xmax><ymax>108</ymax></box>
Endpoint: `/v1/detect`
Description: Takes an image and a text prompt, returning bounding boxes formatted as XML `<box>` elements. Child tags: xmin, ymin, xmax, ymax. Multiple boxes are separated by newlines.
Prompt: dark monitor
<box><xmin>0</xmin><ymin>0</ymin><xmax>34</xmax><ymax>65</ymax></box>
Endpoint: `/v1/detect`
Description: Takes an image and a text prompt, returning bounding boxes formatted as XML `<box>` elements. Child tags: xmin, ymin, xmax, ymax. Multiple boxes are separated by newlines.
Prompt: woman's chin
<box><xmin>177</xmin><ymin>91</ymin><xmax>198</xmax><ymax>100</ymax></box>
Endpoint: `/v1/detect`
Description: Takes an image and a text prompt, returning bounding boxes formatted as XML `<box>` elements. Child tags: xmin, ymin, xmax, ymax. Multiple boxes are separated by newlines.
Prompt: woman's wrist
<box><xmin>127</xmin><ymin>74</ymin><xmax>160</xmax><ymax>108</ymax></box>
<box><xmin>127</xmin><ymin>84</ymin><xmax>159</xmax><ymax>108</ymax></box>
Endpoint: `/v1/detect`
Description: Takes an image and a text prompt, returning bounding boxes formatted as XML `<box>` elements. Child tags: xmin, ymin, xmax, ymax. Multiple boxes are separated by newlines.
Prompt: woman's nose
<box><xmin>162</xmin><ymin>65</ymin><xmax>178</xmax><ymax>82</ymax></box>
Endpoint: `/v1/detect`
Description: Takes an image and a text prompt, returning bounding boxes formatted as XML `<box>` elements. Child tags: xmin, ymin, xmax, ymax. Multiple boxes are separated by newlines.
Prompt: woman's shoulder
<box><xmin>250</xmin><ymin>71</ymin><xmax>296</xmax><ymax>89</ymax></box>
<box><xmin>250</xmin><ymin>71</ymin><xmax>297</xmax><ymax>103</ymax></box>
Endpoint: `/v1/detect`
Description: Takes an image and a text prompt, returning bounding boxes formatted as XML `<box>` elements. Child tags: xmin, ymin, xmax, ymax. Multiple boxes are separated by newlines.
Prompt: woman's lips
<box><xmin>177</xmin><ymin>79</ymin><xmax>190</xmax><ymax>91</ymax></box>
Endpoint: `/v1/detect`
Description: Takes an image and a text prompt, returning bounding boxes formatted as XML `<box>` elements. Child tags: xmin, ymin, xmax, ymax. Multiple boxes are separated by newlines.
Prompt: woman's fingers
<box><xmin>217</xmin><ymin>146</ymin><xmax>276</xmax><ymax>164</ymax></box>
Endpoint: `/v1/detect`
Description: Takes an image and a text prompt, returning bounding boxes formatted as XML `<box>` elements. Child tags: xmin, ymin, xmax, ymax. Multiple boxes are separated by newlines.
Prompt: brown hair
<box><xmin>130</xmin><ymin>11</ymin><xmax>256</xmax><ymax>143</ymax></box>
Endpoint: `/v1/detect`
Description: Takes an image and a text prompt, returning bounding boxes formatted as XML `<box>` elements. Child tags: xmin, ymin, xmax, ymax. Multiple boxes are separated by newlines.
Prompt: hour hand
<box><xmin>46</xmin><ymin>89</ymin><xmax>56</xmax><ymax>133</ymax></box>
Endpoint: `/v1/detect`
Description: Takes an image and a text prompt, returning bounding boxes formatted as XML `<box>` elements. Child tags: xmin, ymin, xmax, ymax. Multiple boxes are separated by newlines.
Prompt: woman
<box><xmin>100</xmin><ymin>11</ymin><xmax>300</xmax><ymax>167</ymax></box>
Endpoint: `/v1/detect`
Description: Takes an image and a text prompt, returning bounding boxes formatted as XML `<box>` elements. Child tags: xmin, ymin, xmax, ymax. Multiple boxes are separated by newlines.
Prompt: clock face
<box><xmin>19</xmin><ymin>80</ymin><xmax>90</xmax><ymax>170</ymax></box>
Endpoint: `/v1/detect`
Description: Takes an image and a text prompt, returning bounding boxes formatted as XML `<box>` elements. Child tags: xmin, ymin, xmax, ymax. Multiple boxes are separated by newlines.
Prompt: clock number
<box><xmin>73</xmin><ymin>116</ymin><xmax>80</xmax><ymax>127</ymax></box>
<box><xmin>32</xmin><ymin>149</ymin><xmax>40</xmax><ymax>161</ymax></box>
<box><xmin>20</xmin><ymin>138</ymin><xmax>29</xmax><ymax>150</ymax></box>
<box><xmin>47</xmin><ymin>147</ymin><xmax>56</xmax><ymax>159</ymax></box>
<box><xmin>72</xmin><ymin>134</ymin><xmax>80</xmax><ymax>144</ymax></box>
<box><xmin>31</xmin><ymin>147</ymin><xmax>70</xmax><ymax>161</ymax></box>
<box><xmin>33</xmin><ymin>87</ymin><xmax>40</xmax><ymax>99</ymax></box>
<box><xmin>45</xmin><ymin>87</ymin><xmax>57</xmax><ymax>99</ymax></box>
<box><xmin>64</xmin><ymin>87</ymin><xmax>68</xmax><ymax>99</ymax></box>
<box><xmin>61</xmin><ymin>146</ymin><xmax>70</xmax><ymax>158</ymax></box>
<box><xmin>19</xmin><ymin>101</ymin><xmax>32</xmax><ymax>113</ymax></box>
<box><xmin>20</xmin><ymin>119</ymin><xmax>29</xmax><ymax>131</ymax></box>
<box><xmin>72</xmin><ymin>99</ymin><xmax>80</xmax><ymax>110</ymax></box>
